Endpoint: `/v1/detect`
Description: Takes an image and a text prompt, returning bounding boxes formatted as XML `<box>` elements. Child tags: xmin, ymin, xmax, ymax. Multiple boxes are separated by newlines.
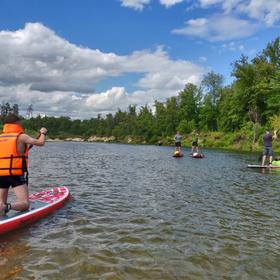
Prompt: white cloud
<box><xmin>120</xmin><ymin>0</ymin><xmax>150</xmax><ymax>11</ymax></box>
<box><xmin>222</xmin><ymin>42</ymin><xmax>245</xmax><ymax>51</ymax></box>
<box><xmin>86</xmin><ymin>87</ymin><xmax>127</xmax><ymax>111</ymax></box>
<box><xmin>85</xmin><ymin>86</ymin><xmax>182</xmax><ymax>114</ymax></box>
<box><xmin>0</xmin><ymin>23</ymin><xmax>124</xmax><ymax>93</ymax></box>
<box><xmin>159</xmin><ymin>0</ymin><xmax>184</xmax><ymax>7</ymax></box>
<box><xmin>199</xmin><ymin>0</ymin><xmax>223</xmax><ymax>7</ymax></box>
<box><xmin>199</xmin><ymin>56</ymin><xmax>207</xmax><ymax>62</ymax></box>
<box><xmin>172</xmin><ymin>14</ymin><xmax>260</xmax><ymax>41</ymax></box>
<box><xmin>0</xmin><ymin>23</ymin><xmax>205</xmax><ymax>118</ymax></box>
<box><xmin>238</xmin><ymin>0</ymin><xmax>280</xmax><ymax>26</ymax></box>
<box><xmin>135</xmin><ymin>58</ymin><xmax>201</xmax><ymax>89</ymax></box>
<box><xmin>120</xmin><ymin>0</ymin><xmax>185</xmax><ymax>9</ymax></box>
<box><xmin>198</xmin><ymin>0</ymin><xmax>280</xmax><ymax>26</ymax></box>
<box><xmin>119</xmin><ymin>0</ymin><xmax>280</xmax><ymax>27</ymax></box>
<box><xmin>0</xmin><ymin>84</ymin><xmax>84</xmax><ymax>118</ymax></box>
<box><xmin>86</xmin><ymin>87</ymin><xmax>150</xmax><ymax>112</ymax></box>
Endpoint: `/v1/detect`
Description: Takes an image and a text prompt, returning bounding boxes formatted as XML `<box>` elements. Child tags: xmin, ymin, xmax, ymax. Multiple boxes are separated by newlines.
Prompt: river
<box><xmin>1</xmin><ymin>142</ymin><xmax>280</xmax><ymax>279</ymax></box>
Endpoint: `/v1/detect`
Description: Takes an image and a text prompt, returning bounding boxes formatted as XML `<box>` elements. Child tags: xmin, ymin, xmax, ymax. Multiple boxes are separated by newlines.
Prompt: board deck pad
<box><xmin>190</xmin><ymin>153</ymin><xmax>205</xmax><ymax>158</ymax></box>
<box><xmin>2</xmin><ymin>200</ymin><xmax>47</xmax><ymax>220</ymax></box>
<box><xmin>247</xmin><ymin>164</ymin><xmax>280</xmax><ymax>169</ymax></box>
<box><xmin>173</xmin><ymin>153</ymin><xmax>184</xmax><ymax>157</ymax></box>
<box><xmin>0</xmin><ymin>186</ymin><xmax>70</xmax><ymax>235</ymax></box>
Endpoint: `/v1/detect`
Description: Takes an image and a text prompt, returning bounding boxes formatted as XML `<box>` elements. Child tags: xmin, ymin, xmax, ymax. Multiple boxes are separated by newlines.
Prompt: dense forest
<box><xmin>1</xmin><ymin>38</ymin><xmax>280</xmax><ymax>152</ymax></box>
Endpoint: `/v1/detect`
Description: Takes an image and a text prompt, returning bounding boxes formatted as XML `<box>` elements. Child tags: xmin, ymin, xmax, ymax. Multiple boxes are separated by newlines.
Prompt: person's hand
<box><xmin>40</xmin><ymin>127</ymin><xmax>48</xmax><ymax>135</ymax></box>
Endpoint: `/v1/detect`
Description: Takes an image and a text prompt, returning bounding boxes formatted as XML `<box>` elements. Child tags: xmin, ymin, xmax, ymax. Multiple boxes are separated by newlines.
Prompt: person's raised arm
<box><xmin>19</xmin><ymin>127</ymin><xmax>48</xmax><ymax>147</ymax></box>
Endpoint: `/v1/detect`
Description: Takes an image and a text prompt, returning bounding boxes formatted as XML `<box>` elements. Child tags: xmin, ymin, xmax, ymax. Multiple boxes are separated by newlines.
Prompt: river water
<box><xmin>1</xmin><ymin>142</ymin><xmax>280</xmax><ymax>279</ymax></box>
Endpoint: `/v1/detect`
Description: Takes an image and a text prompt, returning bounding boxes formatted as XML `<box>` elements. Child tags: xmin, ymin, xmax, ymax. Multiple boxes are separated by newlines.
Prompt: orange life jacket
<box><xmin>0</xmin><ymin>123</ymin><xmax>28</xmax><ymax>176</ymax></box>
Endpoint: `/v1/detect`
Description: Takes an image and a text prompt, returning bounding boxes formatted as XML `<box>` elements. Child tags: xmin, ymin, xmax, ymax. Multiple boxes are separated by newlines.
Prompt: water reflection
<box><xmin>0</xmin><ymin>231</ymin><xmax>30</xmax><ymax>278</ymax></box>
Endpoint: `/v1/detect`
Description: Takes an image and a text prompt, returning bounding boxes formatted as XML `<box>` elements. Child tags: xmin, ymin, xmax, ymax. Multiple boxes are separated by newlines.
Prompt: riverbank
<box><xmin>47</xmin><ymin>135</ymin><xmax>116</xmax><ymax>143</ymax></box>
<box><xmin>1</xmin><ymin>124</ymin><xmax>278</xmax><ymax>153</ymax></box>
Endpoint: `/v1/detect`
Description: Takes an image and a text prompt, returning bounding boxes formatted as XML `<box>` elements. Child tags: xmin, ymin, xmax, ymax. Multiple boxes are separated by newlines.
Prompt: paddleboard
<box><xmin>247</xmin><ymin>164</ymin><xmax>280</xmax><ymax>169</ymax></box>
<box><xmin>190</xmin><ymin>152</ymin><xmax>204</xmax><ymax>158</ymax></box>
<box><xmin>173</xmin><ymin>151</ymin><xmax>184</xmax><ymax>157</ymax></box>
<box><xmin>0</xmin><ymin>186</ymin><xmax>70</xmax><ymax>235</ymax></box>
<box><xmin>173</xmin><ymin>154</ymin><xmax>184</xmax><ymax>157</ymax></box>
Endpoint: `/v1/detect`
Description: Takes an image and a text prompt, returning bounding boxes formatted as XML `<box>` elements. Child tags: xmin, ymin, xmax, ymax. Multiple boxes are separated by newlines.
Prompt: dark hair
<box><xmin>4</xmin><ymin>113</ymin><xmax>20</xmax><ymax>124</ymax></box>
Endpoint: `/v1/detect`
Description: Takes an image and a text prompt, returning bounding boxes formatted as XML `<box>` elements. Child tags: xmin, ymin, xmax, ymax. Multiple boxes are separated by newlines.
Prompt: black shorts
<box><xmin>263</xmin><ymin>147</ymin><xmax>274</xmax><ymax>156</ymax></box>
<box><xmin>175</xmin><ymin>142</ymin><xmax>181</xmax><ymax>147</ymax></box>
<box><xmin>0</xmin><ymin>173</ymin><xmax>28</xmax><ymax>189</ymax></box>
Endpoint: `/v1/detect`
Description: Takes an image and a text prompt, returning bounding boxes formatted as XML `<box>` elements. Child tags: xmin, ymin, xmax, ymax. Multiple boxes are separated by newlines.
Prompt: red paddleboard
<box><xmin>190</xmin><ymin>152</ymin><xmax>204</xmax><ymax>158</ymax></box>
<box><xmin>0</xmin><ymin>186</ymin><xmax>70</xmax><ymax>235</ymax></box>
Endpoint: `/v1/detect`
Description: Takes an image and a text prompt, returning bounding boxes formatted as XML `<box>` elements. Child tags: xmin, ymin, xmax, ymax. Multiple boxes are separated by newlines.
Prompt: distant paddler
<box><xmin>174</xmin><ymin>131</ymin><xmax>183</xmax><ymax>155</ymax></box>
<box><xmin>191</xmin><ymin>132</ymin><xmax>200</xmax><ymax>154</ymax></box>
<box><xmin>261</xmin><ymin>129</ymin><xmax>277</xmax><ymax>166</ymax></box>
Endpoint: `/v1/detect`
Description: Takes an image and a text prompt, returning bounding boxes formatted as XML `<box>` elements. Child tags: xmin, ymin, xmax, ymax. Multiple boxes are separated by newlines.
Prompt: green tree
<box><xmin>137</xmin><ymin>105</ymin><xmax>154</xmax><ymax>141</ymax></box>
<box><xmin>218</xmin><ymin>85</ymin><xmax>243</xmax><ymax>132</ymax></box>
<box><xmin>177</xmin><ymin>83</ymin><xmax>201</xmax><ymax>133</ymax></box>
<box><xmin>154</xmin><ymin>101</ymin><xmax>167</xmax><ymax>137</ymax></box>
<box><xmin>270</xmin><ymin>115</ymin><xmax>280</xmax><ymax>134</ymax></box>
<box><xmin>12</xmin><ymin>104</ymin><xmax>19</xmax><ymax>115</ymax></box>
<box><xmin>165</xmin><ymin>96</ymin><xmax>180</xmax><ymax>135</ymax></box>
<box><xmin>1</xmin><ymin>102</ymin><xmax>12</xmax><ymax>120</ymax></box>
<box><xmin>200</xmin><ymin>72</ymin><xmax>224</xmax><ymax>131</ymax></box>
<box><xmin>201</xmin><ymin>71</ymin><xmax>224</xmax><ymax>106</ymax></box>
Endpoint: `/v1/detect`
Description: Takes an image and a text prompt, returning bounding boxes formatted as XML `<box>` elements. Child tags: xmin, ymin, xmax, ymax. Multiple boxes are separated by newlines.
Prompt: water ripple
<box><xmin>1</xmin><ymin>143</ymin><xmax>280</xmax><ymax>279</ymax></box>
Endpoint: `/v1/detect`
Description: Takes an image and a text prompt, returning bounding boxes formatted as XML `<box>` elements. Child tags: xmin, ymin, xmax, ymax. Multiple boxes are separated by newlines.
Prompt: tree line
<box><xmin>1</xmin><ymin>37</ymin><xmax>280</xmax><ymax>146</ymax></box>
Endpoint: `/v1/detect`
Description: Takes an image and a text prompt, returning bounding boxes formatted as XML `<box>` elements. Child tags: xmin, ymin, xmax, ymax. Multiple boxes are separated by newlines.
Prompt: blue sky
<box><xmin>0</xmin><ymin>0</ymin><xmax>279</xmax><ymax>118</ymax></box>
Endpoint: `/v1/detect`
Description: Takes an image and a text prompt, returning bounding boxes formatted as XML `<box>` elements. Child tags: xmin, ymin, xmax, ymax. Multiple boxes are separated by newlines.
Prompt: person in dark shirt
<box><xmin>191</xmin><ymin>137</ymin><xmax>199</xmax><ymax>154</ymax></box>
<box><xmin>261</xmin><ymin>130</ymin><xmax>277</xmax><ymax>166</ymax></box>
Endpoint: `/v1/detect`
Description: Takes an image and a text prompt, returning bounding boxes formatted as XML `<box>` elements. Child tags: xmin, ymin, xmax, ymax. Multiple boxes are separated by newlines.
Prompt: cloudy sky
<box><xmin>0</xmin><ymin>0</ymin><xmax>279</xmax><ymax>119</ymax></box>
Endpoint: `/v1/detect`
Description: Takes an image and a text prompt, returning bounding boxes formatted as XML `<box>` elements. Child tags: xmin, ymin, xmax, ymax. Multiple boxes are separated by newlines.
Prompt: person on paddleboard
<box><xmin>261</xmin><ymin>129</ymin><xmax>277</xmax><ymax>166</ymax></box>
<box><xmin>174</xmin><ymin>131</ymin><xmax>182</xmax><ymax>154</ymax></box>
<box><xmin>191</xmin><ymin>134</ymin><xmax>199</xmax><ymax>154</ymax></box>
<box><xmin>0</xmin><ymin>113</ymin><xmax>47</xmax><ymax>215</ymax></box>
